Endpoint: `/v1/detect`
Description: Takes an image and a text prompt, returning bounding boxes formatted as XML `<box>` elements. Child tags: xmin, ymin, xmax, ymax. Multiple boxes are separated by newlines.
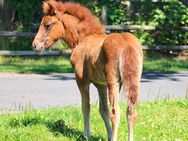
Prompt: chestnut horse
<box><xmin>32</xmin><ymin>0</ymin><xmax>143</xmax><ymax>141</ymax></box>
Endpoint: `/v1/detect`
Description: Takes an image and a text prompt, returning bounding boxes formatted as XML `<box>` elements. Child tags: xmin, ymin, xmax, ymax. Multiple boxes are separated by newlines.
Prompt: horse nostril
<box><xmin>32</xmin><ymin>43</ymin><xmax>36</xmax><ymax>50</ymax></box>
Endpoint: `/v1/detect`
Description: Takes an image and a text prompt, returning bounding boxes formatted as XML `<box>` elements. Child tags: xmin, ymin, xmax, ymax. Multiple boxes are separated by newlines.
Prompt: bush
<box><xmin>4</xmin><ymin>0</ymin><xmax>188</xmax><ymax>51</ymax></box>
<box><xmin>151</xmin><ymin>2</ymin><xmax>188</xmax><ymax>45</ymax></box>
<box><xmin>8</xmin><ymin>0</ymin><xmax>43</xmax><ymax>32</ymax></box>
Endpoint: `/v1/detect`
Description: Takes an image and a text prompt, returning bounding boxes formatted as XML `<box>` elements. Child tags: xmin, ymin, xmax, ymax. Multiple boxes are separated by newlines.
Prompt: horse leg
<box><xmin>123</xmin><ymin>65</ymin><xmax>141</xmax><ymax>141</ymax></box>
<box><xmin>95</xmin><ymin>84</ymin><xmax>112</xmax><ymax>141</ymax></box>
<box><xmin>126</xmin><ymin>101</ymin><xmax>137</xmax><ymax>141</ymax></box>
<box><xmin>125</xmin><ymin>80</ymin><xmax>140</xmax><ymax>141</ymax></box>
<box><xmin>104</xmin><ymin>64</ymin><xmax>121</xmax><ymax>141</ymax></box>
<box><xmin>108</xmin><ymin>82</ymin><xmax>120</xmax><ymax>141</ymax></box>
<box><xmin>76</xmin><ymin>79</ymin><xmax>90</xmax><ymax>139</ymax></box>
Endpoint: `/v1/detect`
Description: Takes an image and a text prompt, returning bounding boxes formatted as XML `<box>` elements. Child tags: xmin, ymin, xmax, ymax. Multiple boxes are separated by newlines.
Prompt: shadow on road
<box><xmin>141</xmin><ymin>72</ymin><xmax>188</xmax><ymax>83</ymax></box>
<box><xmin>45</xmin><ymin>74</ymin><xmax>76</xmax><ymax>81</ymax></box>
<box><xmin>44</xmin><ymin>72</ymin><xmax>188</xmax><ymax>83</ymax></box>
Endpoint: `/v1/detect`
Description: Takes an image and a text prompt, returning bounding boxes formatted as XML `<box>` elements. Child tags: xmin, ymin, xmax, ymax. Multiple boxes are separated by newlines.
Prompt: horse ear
<box><xmin>43</xmin><ymin>2</ymin><xmax>56</xmax><ymax>15</ymax></box>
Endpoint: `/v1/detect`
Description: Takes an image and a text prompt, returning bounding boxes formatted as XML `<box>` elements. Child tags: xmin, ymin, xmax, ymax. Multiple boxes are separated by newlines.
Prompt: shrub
<box><xmin>4</xmin><ymin>0</ymin><xmax>188</xmax><ymax>51</ymax></box>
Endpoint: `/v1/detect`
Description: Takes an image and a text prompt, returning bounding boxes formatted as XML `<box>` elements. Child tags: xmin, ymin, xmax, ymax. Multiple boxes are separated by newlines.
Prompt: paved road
<box><xmin>0</xmin><ymin>72</ymin><xmax>188</xmax><ymax>111</ymax></box>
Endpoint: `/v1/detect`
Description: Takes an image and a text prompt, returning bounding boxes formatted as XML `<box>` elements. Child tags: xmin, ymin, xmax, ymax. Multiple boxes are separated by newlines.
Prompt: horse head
<box><xmin>32</xmin><ymin>1</ymin><xmax>66</xmax><ymax>51</ymax></box>
<box><xmin>32</xmin><ymin>0</ymin><xmax>104</xmax><ymax>51</ymax></box>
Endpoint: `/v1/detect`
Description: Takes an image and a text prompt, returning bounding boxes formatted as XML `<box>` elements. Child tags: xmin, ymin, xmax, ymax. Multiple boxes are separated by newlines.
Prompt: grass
<box><xmin>0</xmin><ymin>56</ymin><xmax>73</xmax><ymax>74</ymax></box>
<box><xmin>0</xmin><ymin>51</ymin><xmax>188</xmax><ymax>74</ymax></box>
<box><xmin>144</xmin><ymin>59</ymin><xmax>188</xmax><ymax>72</ymax></box>
<box><xmin>0</xmin><ymin>100</ymin><xmax>188</xmax><ymax>141</ymax></box>
<box><xmin>144</xmin><ymin>51</ymin><xmax>188</xmax><ymax>72</ymax></box>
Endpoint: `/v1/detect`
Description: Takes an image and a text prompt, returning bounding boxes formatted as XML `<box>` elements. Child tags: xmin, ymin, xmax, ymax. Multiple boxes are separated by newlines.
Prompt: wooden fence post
<box><xmin>101</xmin><ymin>5</ymin><xmax>107</xmax><ymax>25</ymax></box>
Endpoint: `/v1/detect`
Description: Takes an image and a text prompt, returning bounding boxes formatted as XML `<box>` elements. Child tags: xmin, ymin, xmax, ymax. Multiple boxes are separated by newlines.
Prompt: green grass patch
<box><xmin>144</xmin><ymin>51</ymin><xmax>188</xmax><ymax>72</ymax></box>
<box><xmin>144</xmin><ymin>59</ymin><xmax>188</xmax><ymax>72</ymax></box>
<box><xmin>0</xmin><ymin>100</ymin><xmax>188</xmax><ymax>141</ymax></box>
<box><xmin>0</xmin><ymin>55</ymin><xmax>188</xmax><ymax>74</ymax></box>
<box><xmin>0</xmin><ymin>56</ymin><xmax>73</xmax><ymax>74</ymax></box>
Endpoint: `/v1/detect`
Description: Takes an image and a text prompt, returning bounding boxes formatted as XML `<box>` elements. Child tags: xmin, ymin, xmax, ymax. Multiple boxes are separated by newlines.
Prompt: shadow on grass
<box><xmin>9</xmin><ymin>116</ymin><xmax>104</xmax><ymax>141</ymax></box>
<box><xmin>47</xmin><ymin>119</ymin><xmax>104</xmax><ymax>141</ymax></box>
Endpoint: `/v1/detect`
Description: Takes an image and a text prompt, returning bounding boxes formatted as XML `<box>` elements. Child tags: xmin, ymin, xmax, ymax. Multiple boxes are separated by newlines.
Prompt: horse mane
<box><xmin>43</xmin><ymin>0</ymin><xmax>105</xmax><ymax>39</ymax></box>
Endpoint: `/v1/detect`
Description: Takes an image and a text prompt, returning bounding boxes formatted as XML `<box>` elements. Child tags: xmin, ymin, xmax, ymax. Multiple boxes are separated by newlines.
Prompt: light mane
<box><xmin>44</xmin><ymin>0</ymin><xmax>105</xmax><ymax>39</ymax></box>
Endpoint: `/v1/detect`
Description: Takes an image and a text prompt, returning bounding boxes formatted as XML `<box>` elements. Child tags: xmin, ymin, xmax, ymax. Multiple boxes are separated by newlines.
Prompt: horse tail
<box><xmin>120</xmin><ymin>32</ymin><xmax>143</xmax><ymax>105</ymax></box>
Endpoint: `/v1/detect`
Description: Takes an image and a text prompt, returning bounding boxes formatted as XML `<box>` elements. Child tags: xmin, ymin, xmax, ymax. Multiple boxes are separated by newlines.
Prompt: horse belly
<box><xmin>90</xmin><ymin>64</ymin><xmax>106</xmax><ymax>85</ymax></box>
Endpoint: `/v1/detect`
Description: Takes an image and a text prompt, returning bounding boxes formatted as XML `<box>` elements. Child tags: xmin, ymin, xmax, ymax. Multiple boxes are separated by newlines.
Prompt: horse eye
<box><xmin>44</xmin><ymin>22</ymin><xmax>52</xmax><ymax>29</ymax></box>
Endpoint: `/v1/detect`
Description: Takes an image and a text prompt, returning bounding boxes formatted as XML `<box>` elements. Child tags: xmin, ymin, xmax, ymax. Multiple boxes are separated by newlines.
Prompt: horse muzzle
<box><xmin>32</xmin><ymin>41</ymin><xmax>46</xmax><ymax>51</ymax></box>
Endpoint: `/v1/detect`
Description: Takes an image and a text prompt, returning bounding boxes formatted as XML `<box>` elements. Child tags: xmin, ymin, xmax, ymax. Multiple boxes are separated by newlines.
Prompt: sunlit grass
<box><xmin>0</xmin><ymin>56</ymin><xmax>73</xmax><ymax>74</ymax></box>
<box><xmin>0</xmin><ymin>55</ymin><xmax>188</xmax><ymax>74</ymax></box>
<box><xmin>0</xmin><ymin>100</ymin><xmax>187</xmax><ymax>141</ymax></box>
<box><xmin>144</xmin><ymin>59</ymin><xmax>188</xmax><ymax>72</ymax></box>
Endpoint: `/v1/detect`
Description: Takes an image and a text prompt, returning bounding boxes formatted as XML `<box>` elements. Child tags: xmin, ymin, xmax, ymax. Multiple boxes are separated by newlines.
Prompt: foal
<box><xmin>32</xmin><ymin>0</ymin><xmax>143</xmax><ymax>140</ymax></box>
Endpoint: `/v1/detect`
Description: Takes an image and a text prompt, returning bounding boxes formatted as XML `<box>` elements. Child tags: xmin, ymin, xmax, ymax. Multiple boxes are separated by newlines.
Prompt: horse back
<box><xmin>103</xmin><ymin>32</ymin><xmax>143</xmax><ymax>68</ymax></box>
<box><xmin>103</xmin><ymin>32</ymin><xmax>142</xmax><ymax>58</ymax></box>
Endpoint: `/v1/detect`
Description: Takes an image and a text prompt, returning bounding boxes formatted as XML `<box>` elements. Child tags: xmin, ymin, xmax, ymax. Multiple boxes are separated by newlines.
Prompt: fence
<box><xmin>0</xmin><ymin>0</ymin><xmax>14</xmax><ymax>31</ymax></box>
<box><xmin>2</xmin><ymin>25</ymin><xmax>188</xmax><ymax>38</ymax></box>
<box><xmin>0</xmin><ymin>25</ymin><xmax>188</xmax><ymax>56</ymax></box>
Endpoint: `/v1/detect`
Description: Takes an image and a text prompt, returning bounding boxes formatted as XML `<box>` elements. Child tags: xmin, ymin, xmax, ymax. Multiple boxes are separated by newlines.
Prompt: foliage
<box><xmin>0</xmin><ymin>100</ymin><xmax>188</xmax><ymax>140</ymax></box>
<box><xmin>150</xmin><ymin>2</ymin><xmax>188</xmax><ymax>45</ymax></box>
<box><xmin>0</xmin><ymin>37</ymin><xmax>33</xmax><ymax>51</ymax></box>
<box><xmin>72</xmin><ymin>0</ymin><xmax>128</xmax><ymax>25</ymax></box>
<box><xmin>99</xmin><ymin>0</ymin><xmax>128</xmax><ymax>25</ymax></box>
<box><xmin>2</xmin><ymin>0</ymin><xmax>43</xmax><ymax>51</ymax></box>
<box><xmin>4</xmin><ymin>0</ymin><xmax>188</xmax><ymax>51</ymax></box>
<box><xmin>8</xmin><ymin>0</ymin><xmax>43</xmax><ymax>32</ymax></box>
<box><xmin>7</xmin><ymin>0</ymin><xmax>128</xmax><ymax>31</ymax></box>
<box><xmin>131</xmin><ymin>1</ymin><xmax>188</xmax><ymax>46</ymax></box>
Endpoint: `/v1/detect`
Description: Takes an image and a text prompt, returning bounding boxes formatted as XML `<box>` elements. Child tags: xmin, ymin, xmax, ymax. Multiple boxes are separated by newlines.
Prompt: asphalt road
<box><xmin>0</xmin><ymin>72</ymin><xmax>188</xmax><ymax>111</ymax></box>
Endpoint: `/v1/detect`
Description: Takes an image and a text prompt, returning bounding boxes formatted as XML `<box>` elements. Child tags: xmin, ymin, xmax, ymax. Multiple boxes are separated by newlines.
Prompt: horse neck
<box><xmin>60</xmin><ymin>14</ymin><xmax>105</xmax><ymax>49</ymax></box>
<box><xmin>62</xmin><ymin>24</ymin><xmax>89</xmax><ymax>49</ymax></box>
<box><xmin>62</xmin><ymin>29</ymin><xmax>79</xmax><ymax>49</ymax></box>
<box><xmin>61</xmin><ymin>14</ymin><xmax>81</xmax><ymax>49</ymax></box>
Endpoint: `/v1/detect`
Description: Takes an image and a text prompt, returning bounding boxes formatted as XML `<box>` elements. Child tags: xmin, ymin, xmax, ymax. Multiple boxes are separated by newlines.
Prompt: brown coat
<box><xmin>32</xmin><ymin>1</ymin><xmax>143</xmax><ymax>140</ymax></box>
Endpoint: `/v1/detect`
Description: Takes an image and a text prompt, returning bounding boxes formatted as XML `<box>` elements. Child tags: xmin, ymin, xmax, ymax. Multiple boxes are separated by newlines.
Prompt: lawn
<box><xmin>0</xmin><ymin>55</ymin><xmax>188</xmax><ymax>74</ymax></box>
<box><xmin>0</xmin><ymin>56</ymin><xmax>73</xmax><ymax>74</ymax></box>
<box><xmin>144</xmin><ymin>59</ymin><xmax>188</xmax><ymax>72</ymax></box>
<box><xmin>0</xmin><ymin>100</ymin><xmax>188</xmax><ymax>141</ymax></box>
